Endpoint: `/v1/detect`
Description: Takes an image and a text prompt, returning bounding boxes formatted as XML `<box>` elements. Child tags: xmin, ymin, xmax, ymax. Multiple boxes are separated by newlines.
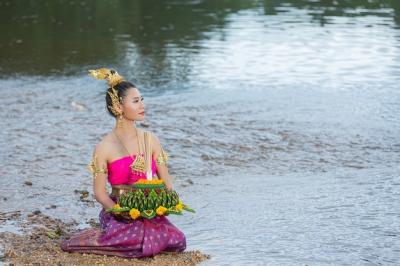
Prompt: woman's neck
<box><xmin>113</xmin><ymin>119</ymin><xmax>138</xmax><ymax>137</ymax></box>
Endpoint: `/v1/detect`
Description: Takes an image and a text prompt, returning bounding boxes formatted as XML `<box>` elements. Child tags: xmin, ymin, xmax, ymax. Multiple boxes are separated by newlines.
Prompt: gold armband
<box><xmin>156</xmin><ymin>148</ymin><xmax>169</xmax><ymax>166</ymax></box>
<box><xmin>87</xmin><ymin>154</ymin><xmax>108</xmax><ymax>178</ymax></box>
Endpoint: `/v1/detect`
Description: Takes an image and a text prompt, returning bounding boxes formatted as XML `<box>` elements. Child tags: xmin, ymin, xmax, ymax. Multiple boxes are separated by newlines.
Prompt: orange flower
<box><xmin>156</xmin><ymin>206</ymin><xmax>168</xmax><ymax>216</ymax></box>
<box><xmin>113</xmin><ymin>204</ymin><xmax>121</xmax><ymax>209</ymax></box>
<box><xmin>135</xmin><ymin>179</ymin><xmax>164</xmax><ymax>185</ymax></box>
<box><xmin>129</xmin><ymin>208</ymin><xmax>140</xmax><ymax>219</ymax></box>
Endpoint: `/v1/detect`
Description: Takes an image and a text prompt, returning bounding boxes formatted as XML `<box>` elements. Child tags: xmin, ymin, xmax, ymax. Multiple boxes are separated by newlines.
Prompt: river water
<box><xmin>0</xmin><ymin>1</ymin><xmax>399</xmax><ymax>265</ymax></box>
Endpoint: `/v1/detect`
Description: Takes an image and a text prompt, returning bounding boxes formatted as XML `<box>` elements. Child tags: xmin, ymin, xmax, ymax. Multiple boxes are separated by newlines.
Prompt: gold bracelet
<box><xmin>156</xmin><ymin>148</ymin><xmax>169</xmax><ymax>166</ymax></box>
<box><xmin>87</xmin><ymin>154</ymin><xmax>108</xmax><ymax>178</ymax></box>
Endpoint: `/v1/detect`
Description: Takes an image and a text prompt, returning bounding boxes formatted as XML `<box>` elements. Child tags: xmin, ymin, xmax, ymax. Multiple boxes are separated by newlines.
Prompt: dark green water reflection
<box><xmin>1</xmin><ymin>0</ymin><xmax>400</xmax><ymax>78</ymax></box>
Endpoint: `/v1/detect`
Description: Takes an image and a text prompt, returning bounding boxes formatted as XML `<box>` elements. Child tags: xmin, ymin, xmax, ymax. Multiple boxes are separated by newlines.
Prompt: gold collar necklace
<box><xmin>113</xmin><ymin>127</ymin><xmax>146</xmax><ymax>174</ymax></box>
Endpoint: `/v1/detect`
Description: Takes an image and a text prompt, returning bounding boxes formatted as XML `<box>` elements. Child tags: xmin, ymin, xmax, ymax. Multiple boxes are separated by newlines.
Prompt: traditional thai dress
<box><xmin>60</xmin><ymin>154</ymin><xmax>186</xmax><ymax>257</ymax></box>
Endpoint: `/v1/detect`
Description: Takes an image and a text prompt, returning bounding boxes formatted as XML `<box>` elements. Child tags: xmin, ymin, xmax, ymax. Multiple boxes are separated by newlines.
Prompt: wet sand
<box><xmin>0</xmin><ymin>211</ymin><xmax>209</xmax><ymax>265</ymax></box>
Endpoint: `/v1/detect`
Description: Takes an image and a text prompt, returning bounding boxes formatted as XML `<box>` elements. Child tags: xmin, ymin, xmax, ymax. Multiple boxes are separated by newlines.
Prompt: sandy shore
<box><xmin>0</xmin><ymin>210</ymin><xmax>210</xmax><ymax>265</ymax></box>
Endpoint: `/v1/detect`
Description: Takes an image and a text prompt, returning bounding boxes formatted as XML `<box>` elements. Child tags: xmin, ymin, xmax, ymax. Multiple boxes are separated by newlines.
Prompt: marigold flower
<box><xmin>156</xmin><ymin>206</ymin><xmax>168</xmax><ymax>216</ymax></box>
<box><xmin>176</xmin><ymin>201</ymin><xmax>183</xmax><ymax>211</ymax></box>
<box><xmin>135</xmin><ymin>179</ymin><xmax>164</xmax><ymax>185</ymax></box>
<box><xmin>129</xmin><ymin>208</ymin><xmax>141</xmax><ymax>219</ymax></box>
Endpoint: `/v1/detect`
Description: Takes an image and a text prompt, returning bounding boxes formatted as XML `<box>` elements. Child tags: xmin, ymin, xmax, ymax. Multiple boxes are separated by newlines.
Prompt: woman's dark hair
<box><xmin>105</xmin><ymin>81</ymin><xmax>136</xmax><ymax>117</ymax></box>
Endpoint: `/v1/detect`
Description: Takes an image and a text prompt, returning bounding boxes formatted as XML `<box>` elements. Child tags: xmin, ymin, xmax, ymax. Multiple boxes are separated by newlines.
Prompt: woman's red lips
<box><xmin>139</xmin><ymin>112</ymin><xmax>145</xmax><ymax>115</ymax></box>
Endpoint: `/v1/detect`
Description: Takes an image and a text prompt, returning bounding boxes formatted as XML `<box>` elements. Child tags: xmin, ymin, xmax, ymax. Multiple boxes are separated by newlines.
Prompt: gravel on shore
<box><xmin>0</xmin><ymin>210</ymin><xmax>210</xmax><ymax>265</ymax></box>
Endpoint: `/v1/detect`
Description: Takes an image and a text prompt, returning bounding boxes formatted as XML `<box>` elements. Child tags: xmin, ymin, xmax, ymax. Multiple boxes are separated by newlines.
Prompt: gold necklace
<box><xmin>113</xmin><ymin>127</ymin><xmax>146</xmax><ymax>174</ymax></box>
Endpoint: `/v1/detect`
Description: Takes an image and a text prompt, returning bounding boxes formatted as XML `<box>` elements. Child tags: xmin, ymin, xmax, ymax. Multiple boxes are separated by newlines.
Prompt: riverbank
<box><xmin>0</xmin><ymin>210</ymin><xmax>209</xmax><ymax>265</ymax></box>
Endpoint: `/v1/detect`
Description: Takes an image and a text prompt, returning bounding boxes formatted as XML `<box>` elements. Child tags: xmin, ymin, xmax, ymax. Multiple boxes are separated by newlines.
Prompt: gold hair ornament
<box><xmin>88</xmin><ymin>68</ymin><xmax>125</xmax><ymax>87</ymax></box>
<box><xmin>107</xmin><ymin>87</ymin><xmax>123</xmax><ymax>117</ymax></box>
<box><xmin>88</xmin><ymin>68</ymin><xmax>125</xmax><ymax>118</ymax></box>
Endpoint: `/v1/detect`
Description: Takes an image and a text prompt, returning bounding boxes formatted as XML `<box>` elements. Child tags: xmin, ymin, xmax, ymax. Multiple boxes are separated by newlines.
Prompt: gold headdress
<box><xmin>88</xmin><ymin>68</ymin><xmax>124</xmax><ymax>88</ymax></box>
<box><xmin>88</xmin><ymin>68</ymin><xmax>125</xmax><ymax>118</ymax></box>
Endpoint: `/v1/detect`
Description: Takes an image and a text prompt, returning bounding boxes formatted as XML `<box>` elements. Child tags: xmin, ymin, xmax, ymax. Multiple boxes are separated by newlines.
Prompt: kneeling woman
<box><xmin>61</xmin><ymin>68</ymin><xmax>186</xmax><ymax>257</ymax></box>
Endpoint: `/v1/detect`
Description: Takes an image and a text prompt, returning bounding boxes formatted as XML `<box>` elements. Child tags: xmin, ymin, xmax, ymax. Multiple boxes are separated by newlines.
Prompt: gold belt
<box><xmin>111</xmin><ymin>184</ymin><xmax>135</xmax><ymax>197</ymax></box>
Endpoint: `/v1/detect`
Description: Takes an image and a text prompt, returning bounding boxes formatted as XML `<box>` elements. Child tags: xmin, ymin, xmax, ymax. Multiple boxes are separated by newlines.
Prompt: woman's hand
<box><xmin>112</xmin><ymin>211</ymin><xmax>132</xmax><ymax>222</ymax></box>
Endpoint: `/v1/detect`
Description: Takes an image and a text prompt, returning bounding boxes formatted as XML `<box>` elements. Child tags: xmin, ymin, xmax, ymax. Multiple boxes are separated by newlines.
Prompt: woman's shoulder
<box><xmin>139</xmin><ymin>129</ymin><xmax>161</xmax><ymax>144</ymax></box>
<box><xmin>93</xmin><ymin>132</ymin><xmax>117</xmax><ymax>156</ymax></box>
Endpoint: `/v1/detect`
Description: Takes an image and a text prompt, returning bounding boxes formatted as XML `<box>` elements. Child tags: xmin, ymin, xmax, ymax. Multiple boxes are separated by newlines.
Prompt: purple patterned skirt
<box><xmin>61</xmin><ymin>206</ymin><xmax>186</xmax><ymax>257</ymax></box>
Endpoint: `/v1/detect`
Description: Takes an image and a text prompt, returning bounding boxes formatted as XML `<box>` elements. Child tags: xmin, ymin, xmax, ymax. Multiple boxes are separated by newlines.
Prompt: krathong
<box><xmin>106</xmin><ymin>179</ymin><xmax>194</xmax><ymax>220</ymax></box>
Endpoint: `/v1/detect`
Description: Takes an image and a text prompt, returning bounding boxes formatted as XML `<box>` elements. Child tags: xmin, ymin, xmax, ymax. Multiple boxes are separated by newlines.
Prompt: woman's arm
<box><xmin>151</xmin><ymin>133</ymin><xmax>174</xmax><ymax>190</ymax></box>
<box><xmin>87</xmin><ymin>144</ymin><xmax>115</xmax><ymax>209</ymax></box>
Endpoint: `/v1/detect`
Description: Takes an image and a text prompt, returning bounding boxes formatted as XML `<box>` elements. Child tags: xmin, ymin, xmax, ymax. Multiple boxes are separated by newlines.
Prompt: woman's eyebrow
<box><xmin>132</xmin><ymin>96</ymin><xmax>142</xmax><ymax>100</ymax></box>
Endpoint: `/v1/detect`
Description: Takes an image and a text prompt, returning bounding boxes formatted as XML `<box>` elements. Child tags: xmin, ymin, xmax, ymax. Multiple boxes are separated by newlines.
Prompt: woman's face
<box><xmin>121</xmin><ymin>87</ymin><xmax>145</xmax><ymax>121</ymax></box>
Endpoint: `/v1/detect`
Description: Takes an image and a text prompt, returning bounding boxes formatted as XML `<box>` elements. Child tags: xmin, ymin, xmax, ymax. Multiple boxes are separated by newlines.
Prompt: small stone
<box><xmin>201</xmin><ymin>154</ymin><xmax>210</xmax><ymax>160</ymax></box>
<box><xmin>24</xmin><ymin>181</ymin><xmax>33</xmax><ymax>186</ymax></box>
<box><xmin>71</xmin><ymin>101</ymin><xmax>86</xmax><ymax>111</ymax></box>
